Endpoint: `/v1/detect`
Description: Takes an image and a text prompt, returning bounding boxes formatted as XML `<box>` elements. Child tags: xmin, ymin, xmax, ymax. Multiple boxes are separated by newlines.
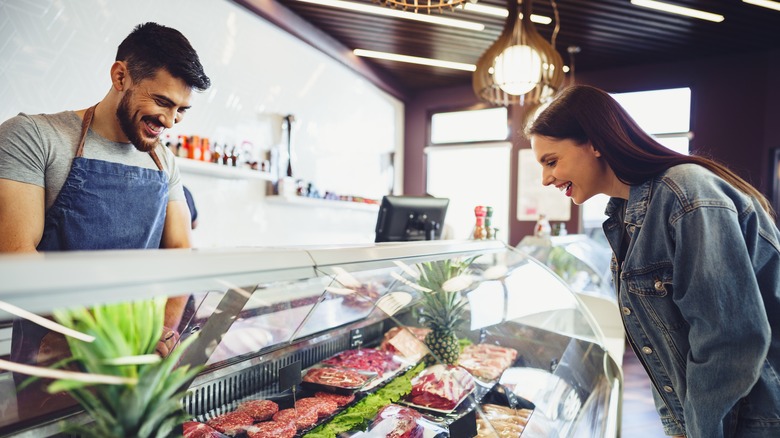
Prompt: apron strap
<box><xmin>76</xmin><ymin>104</ymin><xmax>165</xmax><ymax>171</ymax></box>
<box><xmin>149</xmin><ymin>149</ymin><xmax>164</xmax><ymax>171</ymax></box>
<box><xmin>75</xmin><ymin>105</ymin><xmax>96</xmax><ymax>158</ymax></box>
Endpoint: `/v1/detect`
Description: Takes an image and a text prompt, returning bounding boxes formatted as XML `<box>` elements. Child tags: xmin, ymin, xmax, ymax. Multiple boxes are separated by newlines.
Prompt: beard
<box><xmin>116</xmin><ymin>88</ymin><xmax>162</xmax><ymax>153</ymax></box>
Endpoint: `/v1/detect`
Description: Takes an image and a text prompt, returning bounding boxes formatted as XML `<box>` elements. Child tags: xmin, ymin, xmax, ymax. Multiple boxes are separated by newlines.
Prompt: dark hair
<box><xmin>116</xmin><ymin>22</ymin><xmax>210</xmax><ymax>91</ymax></box>
<box><xmin>525</xmin><ymin>84</ymin><xmax>774</xmax><ymax>217</ymax></box>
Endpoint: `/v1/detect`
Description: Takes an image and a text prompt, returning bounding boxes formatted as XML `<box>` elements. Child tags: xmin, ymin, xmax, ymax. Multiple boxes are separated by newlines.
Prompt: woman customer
<box><xmin>526</xmin><ymin>84</ymin><xmax>780</xmax><ymax>438</ymax></box>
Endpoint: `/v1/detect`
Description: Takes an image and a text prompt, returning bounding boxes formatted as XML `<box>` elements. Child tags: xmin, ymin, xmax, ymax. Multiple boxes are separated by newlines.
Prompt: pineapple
<box><xmin>46</xmin><ymin>297</ymin><xmax>201</xmax><ymax>438</ymax></box>
<box><xmin>415</xmin><ymin>257</ymin><xmax>475</xmax><ymax>365</ymax></box>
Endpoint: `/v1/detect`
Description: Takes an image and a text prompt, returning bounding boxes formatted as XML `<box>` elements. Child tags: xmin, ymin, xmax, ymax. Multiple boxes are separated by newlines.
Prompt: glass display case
<box><xmin>516</xmin><ymin>234</ymin><xmax>625</xmax><ymax>366</ymax></box>
<box><xmin>0</xmin><ymin>240</ymin><xmax>621</xmax><ymax>437</ymax></box>
<box><xmin>516</xmin><ymin>235</ymin><xmax>613</xmax><ymax>300</ymax></box>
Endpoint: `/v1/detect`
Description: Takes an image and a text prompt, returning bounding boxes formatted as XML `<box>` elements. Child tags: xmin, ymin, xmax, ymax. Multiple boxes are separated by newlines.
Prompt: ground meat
<box><xmin>182</xmin><ymin>421</ymin><xmax>228</xmax><ymax>438</ymax></box>
<box><xmin>236</xmin><ymin>399</ymin><xmax>279</xmax><ymax>421</ymax></box>
<box><xmin>246</xmin><ymin>420</ymin><xmax>297</xmax><ymax>438</ymax></box>
<box><xmin>272</xmin><ymin>407</ymin><xmax>319</xmax><ymax>430</ymax></box>
<box><xmin>314</xmin><ymin>391</ymin><xmax>356</xmax><ymax>407</ymax></box>
<box><xmin>295</xmin><ymin>397</ymin><xmax>339</xmax><ymax>417</ymax></box>
<box><xmin>206</xmin><ymin>411</ymin><xmax>254</xmax><ymax>435</ymax></box>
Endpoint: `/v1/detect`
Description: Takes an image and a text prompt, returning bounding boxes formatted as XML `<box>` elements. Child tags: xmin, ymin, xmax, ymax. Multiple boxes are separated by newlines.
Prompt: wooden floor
<box><xmin>620</xmin><ymin>345</ymin><xmax>669</xmax><ymax>437</ymax></box>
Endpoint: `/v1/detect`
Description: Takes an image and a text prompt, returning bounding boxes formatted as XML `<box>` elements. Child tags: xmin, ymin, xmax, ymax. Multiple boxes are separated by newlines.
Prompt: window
<box><xmin>582</xmin><ymin>87</ymin><xmax>692</xmax><ymax>233</ymax></box>
<box><xmin>611</xmin><ymin>87</ymin><xmax>691</xmax><ymax>155</ymax></box>
<box><xmin>430</xmin><ymin>107</ymin><xmax>508</xmax><ymax>144</ymax></box>
<box><xmin>427</xmin><ymin>107</ymin><xmax>510</xmax><ymax>240</ymax></box>
<box><xmin>426</xmin><ymin>144</ymin><xmax>510</xmax><ymax>241</ymax></box>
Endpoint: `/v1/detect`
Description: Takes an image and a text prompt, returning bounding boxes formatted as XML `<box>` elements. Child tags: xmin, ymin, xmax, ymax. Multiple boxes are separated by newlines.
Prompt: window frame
<box><xmin>428</xmin><ymin>103</ymin><xmax>510</xmax><ymax>146</ymax></box>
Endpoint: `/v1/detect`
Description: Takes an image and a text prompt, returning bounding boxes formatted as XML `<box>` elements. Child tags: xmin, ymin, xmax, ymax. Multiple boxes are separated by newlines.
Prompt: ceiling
<box><xmin>248</xmin><ymin>0</ymin><xmax>780</xmax><ymax>96</ymax></box>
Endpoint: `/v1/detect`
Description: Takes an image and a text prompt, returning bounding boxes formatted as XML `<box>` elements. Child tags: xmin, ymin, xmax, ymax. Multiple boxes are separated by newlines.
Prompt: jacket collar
<box><xmin>604</xmin><ymin>176</ymin><xmax>655</xmax><ymax>229</ymax></box>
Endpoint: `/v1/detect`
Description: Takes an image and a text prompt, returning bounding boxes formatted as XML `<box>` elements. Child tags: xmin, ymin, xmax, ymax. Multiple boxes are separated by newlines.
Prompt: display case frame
<box><xmin>0</xmin><ymin>240</ymin><xmax>621</xmax><ymax>438</ymax></box>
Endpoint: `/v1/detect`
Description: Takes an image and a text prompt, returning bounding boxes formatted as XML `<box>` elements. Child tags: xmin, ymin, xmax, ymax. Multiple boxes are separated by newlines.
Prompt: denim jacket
<box><xmin>603</xmin><ymin>164</ymin><xmax>780</xmax><ymax>438</ymax></box>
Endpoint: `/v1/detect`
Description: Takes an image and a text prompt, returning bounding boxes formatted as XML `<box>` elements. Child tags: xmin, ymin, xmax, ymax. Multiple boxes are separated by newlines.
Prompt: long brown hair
<box><xmin>525</xmin><ymin>85</ymin><xmax>775</xmax><ymax>217</ymax></box>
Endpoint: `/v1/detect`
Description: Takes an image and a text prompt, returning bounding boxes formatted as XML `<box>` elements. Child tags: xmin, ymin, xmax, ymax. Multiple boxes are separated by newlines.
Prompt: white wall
<box><xmin>0</xmin><ymin>0</ymin><xmax>402</xmax><ymax>247</ymax></box>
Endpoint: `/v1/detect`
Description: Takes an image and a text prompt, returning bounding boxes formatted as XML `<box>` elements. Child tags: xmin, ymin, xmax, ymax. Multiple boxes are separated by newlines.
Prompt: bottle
<box><xmin>485</xmin><ymin>206</ymin><xmax>495</xmax><ymax>239</ymax></box>
<box><xmin>178</xmin><ymin>135</ymin><xmax>189</xmax><ymax>158</ymax></box>
<box><xmin>222</xmin><ymin>145</ymin><xmax>231</xmax><ymax>165</ymax></box>
<box><xmin>553</xmin><ymin>222</ymin><xmax>568</xmax><ymax>236</ymax></box>
<box><xmin>230</xmin><ymin>146</ymin><xmax>239</xmax><ymax>167</ymax></box>
<box><xmin>190</xmin><ymin>136</ymin><xmax>201</xmax><ymax>160</ymax></box>
<box><xmin>201</xmin><ymin>138</ymin><xmax>211</xmax><ymax>162</ymax></box>
<box><xmin>473</xmin><ymin>206</ymin><xmax>487</xmax><ymax>240</ymax></box>
<box><xmin>212</xmin><ymin>143</ymin><xmax>221</xmax><ymax>164</ymax></box>
<box><xmin>534</xmin><ymin>214</ymin><xmax>552</xmax><ymax>238</ymax></box>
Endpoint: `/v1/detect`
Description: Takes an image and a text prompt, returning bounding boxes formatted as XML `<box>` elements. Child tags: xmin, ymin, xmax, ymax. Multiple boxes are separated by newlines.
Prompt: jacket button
<box><xmin>642</xmin><ymin>346</ymin><xmax>653</xmax><ymax>355</ymax></box>
<box><xmin>622</xmin><ymin>307</ymin><xmax>631</xmax><ymax>316</ymax></box>
<box><xmin>654</xmin><ymin>281</ymin><xmax>664</xmax><ymax>291</ymax></box>
<box><xmin>663</xmin><ymin>385</ymin><xmax>674</xmax><ymax>393</ymax></box>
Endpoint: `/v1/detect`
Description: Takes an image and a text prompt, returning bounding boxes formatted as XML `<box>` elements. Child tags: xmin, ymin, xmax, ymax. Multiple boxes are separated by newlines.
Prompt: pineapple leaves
<box><xmin>413</xmin><ymin>257</ymin><xmax>477</xmax><ymax>365</ymax></box>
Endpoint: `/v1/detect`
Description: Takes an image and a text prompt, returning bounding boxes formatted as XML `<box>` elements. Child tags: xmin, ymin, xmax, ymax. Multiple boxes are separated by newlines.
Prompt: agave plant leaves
<box><xmin>47</xmin><ymin>297</ymin><xmax>201</xmax><ymax>438</ymax></box>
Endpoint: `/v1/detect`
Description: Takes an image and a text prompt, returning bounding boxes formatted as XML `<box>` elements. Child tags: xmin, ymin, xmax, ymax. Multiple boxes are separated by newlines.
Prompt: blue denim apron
<box><xmin>11</xmin><ymin>105</ymin><xmax>170</xmax><ymax>411</ymax></box>
<box><xmin>37</xmin><ymin>104</ymin><xmax>168</xmax><ymax>250</ymax></box>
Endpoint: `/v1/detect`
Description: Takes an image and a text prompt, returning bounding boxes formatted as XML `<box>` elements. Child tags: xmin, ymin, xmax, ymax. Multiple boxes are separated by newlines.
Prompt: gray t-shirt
<box><xmin>0</xmin><ymin>110</ymin><xmax>184</xmax><ymax>210</ymax></box>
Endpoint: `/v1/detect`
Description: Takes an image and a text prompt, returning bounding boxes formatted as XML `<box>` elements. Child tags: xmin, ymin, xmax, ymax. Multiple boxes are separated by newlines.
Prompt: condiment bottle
<box><xmin>534</xmin><ymin>214</ymin><xmax>552</xmax><ymax>237</ymax></box>
<box><xmin>473</xmin><ymin>206</ymin><xmax>487</xmax><ymax>240</ymax></box>
<box><xmin>485</xmin><ymin>206</ymin><xmax>495</xmax><ymax>239</ymax></box>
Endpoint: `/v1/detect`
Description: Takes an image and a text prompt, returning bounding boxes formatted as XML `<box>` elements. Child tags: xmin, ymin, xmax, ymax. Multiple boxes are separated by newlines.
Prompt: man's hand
<box><xmin>156</xmin><ymin>294</ymin><xmax>188</xmax><ymax>356</ymax></box>
<box><xmin>155</xmin><ymin>326</ymin><xmax>180</xmax><ymax>357</ymax></box>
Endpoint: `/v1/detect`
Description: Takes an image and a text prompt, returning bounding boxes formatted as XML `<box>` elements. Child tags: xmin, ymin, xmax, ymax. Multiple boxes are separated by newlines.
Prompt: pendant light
<box><xmin>378</xmin><ymin>0</ymin><xmax>475</xmax><ymax>13</ymax></box>
<box><xmin>473</xmin><ymin>0</ymin><xmax>564</xmax><ymax>107</ymax></box>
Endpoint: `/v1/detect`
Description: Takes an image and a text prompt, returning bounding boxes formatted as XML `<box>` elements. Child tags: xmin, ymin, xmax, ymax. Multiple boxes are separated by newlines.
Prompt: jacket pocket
<box><xmin>623</xmin><ymin>263</ymin><xmax>689</xmax><ymax>334</ymax></box>
<box><xmin>624</xmin><ymin>263</ymin><xmax>673</xmax><ymax>297</ymax></box>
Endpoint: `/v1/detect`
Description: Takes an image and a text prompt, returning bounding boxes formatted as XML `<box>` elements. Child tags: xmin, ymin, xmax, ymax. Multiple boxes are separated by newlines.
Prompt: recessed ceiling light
<box><xmin>742</xmin><ymin>0</ymin><xmax>780</xmax><ymax>12</ymax></box>
<box><xmin>460</xmin><ymin>3</ymin><xmax>553</xmax><ymax>25</ymax></box>
<box><xmin>353</xmin><ymin>49</ymin><xmax>476</xmax><ymax>71</ymax></box>
<box><xmin>293</xmin><ymin>0</ymin><xmax>485</xmax><ymax>31</ymax></box>
<box><xmin>630</xmin><ymin>0</ymin><xmax>725</xmax><ymax>22</ymax></box>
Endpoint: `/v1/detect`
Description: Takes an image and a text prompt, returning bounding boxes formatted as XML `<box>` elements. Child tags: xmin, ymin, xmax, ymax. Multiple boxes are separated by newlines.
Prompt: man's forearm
<box><xmin>163</xmin><ymin>295</ymin><xmax>188</xmax><ymax>331</ymax></box>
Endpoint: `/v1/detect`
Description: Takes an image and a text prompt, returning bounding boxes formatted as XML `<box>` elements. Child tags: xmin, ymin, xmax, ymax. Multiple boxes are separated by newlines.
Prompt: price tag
<box><xmin>449</xmin><ymin>409</ymin><xmax>477</xmax><ymax>438</ymax></box>
<box><xmin>279</xmin><ymin>361</ymin><xmax>302</xmax><ymax>392</ymax></box>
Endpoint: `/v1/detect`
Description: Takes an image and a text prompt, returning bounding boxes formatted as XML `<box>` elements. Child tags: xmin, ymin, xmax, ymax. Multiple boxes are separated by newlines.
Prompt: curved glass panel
<box><xmin>0</xmin><ymin>242</ymin><xmax>619</xmax><ymax>437</ymax></box>
<box><xmin>517</xmin><ymin>234</ymin><xmax>615</xmax><ymax>299</ymax></box>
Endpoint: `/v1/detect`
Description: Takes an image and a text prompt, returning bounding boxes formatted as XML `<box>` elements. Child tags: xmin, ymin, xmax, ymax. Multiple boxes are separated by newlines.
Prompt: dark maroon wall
<box><xmin>405</xmin><ymin>49</ymin><xmax>780</xmax><ymax>244</ymax></box>
<box><xmin>576</xmin><ymin>51</ymin><xmax>777</xmax><ymax>193</ymax></box>
<box><xmin>404</xmin><ymin>86</ymin><xmax>486</xmax><ymax>197</ymax></box>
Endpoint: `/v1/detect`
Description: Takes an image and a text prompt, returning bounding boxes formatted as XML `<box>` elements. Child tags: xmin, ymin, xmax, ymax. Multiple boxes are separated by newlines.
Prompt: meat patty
<box><xmin>246</xmin><ymin>420</ymin><xmax>297</xmax><ymax>438</ymax></box>
<box><xmin>236</xmin><ymin>399</ymin><xmax>279</xmax><ymax>421</ymax></box>
<box><xmin>314</xmin><ymin>391</ymin><xmax>355</xmax><ymax>407</ymax></box>
<box><xmin>182</xmin><ymin>421</ymin><xmax>227</xmax><ymax>438</ymax></box>
<box><xmin>272</xmin><ymin>407</ymin><xmax>319</xmax><ymax>430</ymax></box>
<box><xmin>205</xmin><ymin>411</ymin><xmax>254</xmax><ymax>435</ymax></box>
<box><xmin>295</xmin><ymin>397</ymin><xmax>339</xmax><ymax>417</ymax></box>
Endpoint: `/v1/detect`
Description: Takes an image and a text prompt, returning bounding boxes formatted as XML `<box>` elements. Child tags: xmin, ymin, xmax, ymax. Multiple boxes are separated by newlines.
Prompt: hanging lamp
<box><xmin>473</xmin><ymin>0</ymin><xmax>564</xmax><ymax>107</ymax></box>
<box><xmin>377</xmin><ymin>0</ymin><xmax>476</xmax><ymax>13</ymax></box>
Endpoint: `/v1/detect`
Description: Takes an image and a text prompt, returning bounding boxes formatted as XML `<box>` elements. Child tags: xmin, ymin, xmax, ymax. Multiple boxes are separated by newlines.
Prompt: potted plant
<box><xmin>43</xmin><ymin>296</ymin><xmax>200</xmax><ymax>437</ymax></box>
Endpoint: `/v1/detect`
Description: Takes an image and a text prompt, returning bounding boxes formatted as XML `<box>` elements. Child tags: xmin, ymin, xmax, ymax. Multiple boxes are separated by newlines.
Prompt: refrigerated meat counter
<box><xmin>516</xmin><ymin>234</ymin><xmax>625</xmax><ymax>366</ymax></box>
<box><xmin>0</xmin><ymin>240</ymin><xmax>622</xmax><ymax>437</ymax></box>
